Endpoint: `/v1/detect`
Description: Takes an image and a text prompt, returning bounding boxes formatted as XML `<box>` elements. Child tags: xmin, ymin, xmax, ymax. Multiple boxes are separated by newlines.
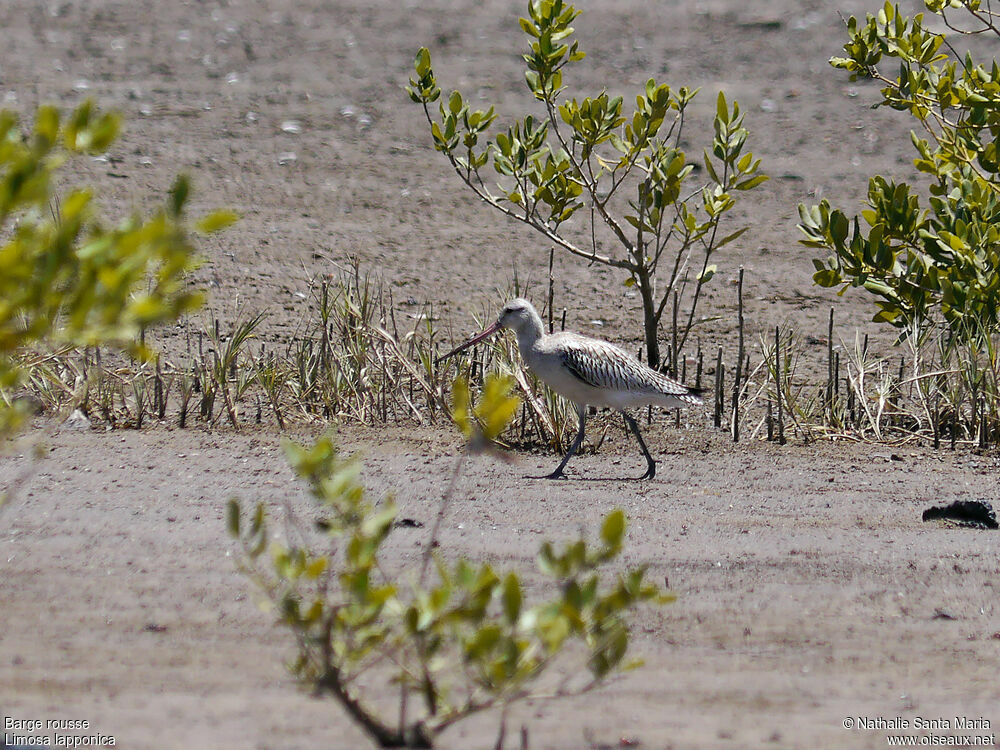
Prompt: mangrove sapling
<box><xmin>251</xmin><ymin>346</ymin><xmax>288</xmax><ymax>430</ymax></box>
<box><xmin>759</xmin><ymin>327</ymin><xmax>825</xmax><ymax>443</ymax></box>
<box><xmin>204</xmin><ymin>310</ymin><xmax>266</xmax><ymax>428</ymax></box>
<box><xmin>0</xmin><ymin>102</ymin><xmax>233</xmax><ymax>439</ymax></box>
<box><xmin>408</xmin><ymin>0</ymin><xmax>766</xmax><ymax>369</ymax></box>
<box><xmin>843</xmin><ymin>332</ymin><xmax>892</xmax><ymax>442</ymax></box>
<box><xmin>131</xmin><ymin>374</ymin><xmax>148</xmax><ymax>429</ymax></box>
<box><xmin>177</xmin><ymin>367</ymin><xmax>195</xmax><ymax>428</ymax></box>
<box><xmin>800</xmin><ymin>1</ymin><xmax>1000</xmax><ymax>430</ymax></box>
<box><xmin>228</xmin><ymin>374</ymin><xmax>671</xmax><ymax>749</ymax></box>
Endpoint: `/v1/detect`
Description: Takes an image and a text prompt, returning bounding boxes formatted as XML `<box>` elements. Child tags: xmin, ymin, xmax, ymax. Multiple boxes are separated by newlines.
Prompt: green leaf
<box><xmin>466</xmin><ymin>624</ymin><xmax>502</xmax><ymax>659</ymax></box>
<box><xmin>537</xmin><ymin>542</ymin><xmax>558</xmax><ymax>577</ymax></box>
<box><xmin>34</xmin><ymin>105</ymin><xmax>60</xmax><ymax>147</ymax></box>
<box><xmin>716</xmin><ymin>90</ymin><xmax>729</xmax><ymax>124</ymax></box>
<box><xmin>697</xmin><ymin>264</ymin><xmax>717</xmax><ymax>284</ymax></box>
<box><xmin>362</xmin><ymin>503</ymin><xmax>398</xmax><ymax>538</ymax></box>
<box><xmin>195</xmin><ymin>209</ymin><xmax>239</xmax><ymax>234</ymax></box>
<box><xmin>474</xmin><ymin>373</ymin><xmax>521</xmax><ymax>442</ymax></box>
<box><xmin>718</xmin><ymin>228</ymin><xmax>749</xmax><ymax>252</ymax></box>
<box><xmin>703</xmin><ymin>149</ymin><xmax>721</xmax><ymax>184</ymax></box>
<box><xmin>63</xmin><ymin>100</ymin><xmax>92</xmax><ymax>151</ymax></box>
<box><xmin>250</xmin><ymin>502</ymin><xmax>265</xmax><ymax>537</ymax></box>
<box><xmin>168</xmin><ymin>174</ymin><xmax>190</xmax><ymax>217</ymax></box>
<box><xmin>501</xmin><ymin>573</ymin><xmax>522</xmax><ymax>623</ymax></box>
<box><xmin>226</xmin><ymin>499</ymin><xmax>241</xmax><ymax>537</ymax></box>
<box><xmin>600</xmin><ymin>509</ymin><xmax>626</xmax><ymax>548</ymax></box>
<box><xmin>450</xmin><ymin>376</ymin><xmax>472</xmax><ymax>438</ymax></box>
<box><xmin>735</xmin><ymin>174</ymin><xmax>768</xmax><ymax>191</ymax></box>
<box><xmin>813</xmin><ymin>268</ymin><xmax>842</xmax><ymax>287</ymax></box>
<box><xmin>86</xmin><ymin>112</ymin><xmax>121</xmax><ymax>152</ymax></box>
<box><xmin>414</xmin><ymin>47</ymin><xmax>431</xmax><ymax>76</ymax></box>
<box><xmin>304</xmin><ymin>557</ymin><xmax>328</xmax><ymax>579</ymax></box>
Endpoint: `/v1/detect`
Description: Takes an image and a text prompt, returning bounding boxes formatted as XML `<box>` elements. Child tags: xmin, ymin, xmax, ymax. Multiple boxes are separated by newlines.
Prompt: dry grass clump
<box><xmin>9</xmin><ymin>262</ymin><xmax>1000</xmax><ymax>453</ymax></box>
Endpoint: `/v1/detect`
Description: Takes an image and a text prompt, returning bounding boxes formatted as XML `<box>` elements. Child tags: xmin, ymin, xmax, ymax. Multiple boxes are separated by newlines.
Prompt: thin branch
<box><xmin>418</xmin><ymin>451</ymin><xmax>465</xmax><ymax>585</ymax></box>
<box><xmin>423</xmin><ymin>101</ymin><xmax>630</xmax><ymax>270</ymax></box>
<box><xmin>539</xmin><ymin>91</ymin><xmax>636</xmax><ymax>254</ymax></box>
<box><xmin>316</xmin><ymin>664</ymin><xmax>429</xmax><ymax>748</ymax></box>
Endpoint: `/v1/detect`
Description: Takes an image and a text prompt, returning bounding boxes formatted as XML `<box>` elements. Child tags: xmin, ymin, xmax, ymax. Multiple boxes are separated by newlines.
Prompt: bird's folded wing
<box><xmin>559</xmin><ymin>347</ymin><xmax>603</xmax><ymax>388</ymax></box>
<box><xmin>559</xmin><ymin>340</ymin><xmax>691</xmax><ymax>396</ymax></box>
<box><xmin>560</xmin><ymin>341</ymin><xmax>645</xmax><ymax>389</ymax></box>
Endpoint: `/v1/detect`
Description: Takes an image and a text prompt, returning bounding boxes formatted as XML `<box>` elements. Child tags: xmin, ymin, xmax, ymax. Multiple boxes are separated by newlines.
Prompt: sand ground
<box><xmin>2</xmin><ymin>0</ymin><xmax>999</xmax><ymax>748</ymax></box>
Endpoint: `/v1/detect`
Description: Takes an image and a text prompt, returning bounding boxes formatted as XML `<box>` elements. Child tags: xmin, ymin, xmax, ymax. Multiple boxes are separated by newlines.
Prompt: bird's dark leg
<box><xmin>621</xmin><ymin>412</ymin><xmax>656</xmax><ymax>480</ymax></box>
<box><xmin>544</xmin><ymin>404</ymin><xmax>586</xmax><ymax>479</ymax></box>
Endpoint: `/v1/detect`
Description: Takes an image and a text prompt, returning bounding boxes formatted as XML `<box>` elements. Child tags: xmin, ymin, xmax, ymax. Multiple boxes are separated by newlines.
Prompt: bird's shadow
<box><xmin>523</xmin><ymin>472</ymin><xmax>652</xmax><ymax>483</ymax></box>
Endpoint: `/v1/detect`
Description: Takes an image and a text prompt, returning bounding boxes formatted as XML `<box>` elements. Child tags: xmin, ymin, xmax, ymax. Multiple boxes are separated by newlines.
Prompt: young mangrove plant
<box><xmin>228</xmin><ymin>373</ymin><xmax>671</xmax><ymax>748</ymax></box>
<box><xmin>0</xmin><ymin>101</ymin><xmax>234</xmax><ymax>440</ymax></box>
<box><xmin>408</xmin><ymin>0</ymin><xmax>766</xmax><ymax>369</ymax></box>
<box><xmin>799</xmin><ymin>0</ymin><xmax>1000</xmax><ymax>439</ymax></box>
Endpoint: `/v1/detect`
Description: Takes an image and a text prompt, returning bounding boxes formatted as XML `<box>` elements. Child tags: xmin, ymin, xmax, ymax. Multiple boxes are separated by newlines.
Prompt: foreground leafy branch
<box><xmin>0</xmin><ymin>101</ymin><xmax>234</xmax><ymax>439</ymax></box>
<box><xmin>407</xmin><ymin>0</ymin><xmax>766</xmax><ymax>369</ymax></box>
<box><xmin>229</xmin><ymin>374</ymin><xmax>672</xmax><ymax>748</ymax></box>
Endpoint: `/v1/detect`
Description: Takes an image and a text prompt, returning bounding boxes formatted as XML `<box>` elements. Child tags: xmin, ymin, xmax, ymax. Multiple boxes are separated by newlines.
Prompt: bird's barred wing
<box><xmin>558</xmin><ymin>346</ymin><xmax>603</xmax><ymax>389</ymax></box>
<box><xmin>558</xmin><ymin>339</ymin><xmax>690</xmax><ymax>396</ymax></box>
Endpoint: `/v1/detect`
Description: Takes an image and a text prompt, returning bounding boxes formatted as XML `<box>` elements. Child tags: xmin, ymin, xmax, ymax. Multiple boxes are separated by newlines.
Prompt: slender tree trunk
<box><xmin>636</xmin><ymin>267</ymin><xmax>660</xmax><ymax>369</ymax></box>
<box><xmin>318</xmin><ymin>671</ymin><xmax>434</xmax><ymax>748</ymax></box>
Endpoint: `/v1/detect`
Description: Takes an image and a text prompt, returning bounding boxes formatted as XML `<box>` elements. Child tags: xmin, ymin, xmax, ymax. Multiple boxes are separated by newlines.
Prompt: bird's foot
<box><xmin>637</xmin><ymin>463</ymin><xmax>656</xmax><ymax>480</ymax></box>
<box><xmin>525</xmin><ymin>468</ymin><xmax>568</xmax><ymax>480</ymax></box>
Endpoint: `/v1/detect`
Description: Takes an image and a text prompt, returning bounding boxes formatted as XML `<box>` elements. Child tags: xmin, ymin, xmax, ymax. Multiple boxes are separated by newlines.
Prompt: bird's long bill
<box><xmin>436</xmin><ymin>321</ymin><xmax>502</xmax><ymax>363</ymax></box>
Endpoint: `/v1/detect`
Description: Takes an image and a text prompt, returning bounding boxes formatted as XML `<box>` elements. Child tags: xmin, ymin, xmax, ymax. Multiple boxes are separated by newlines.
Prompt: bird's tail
<box><xmin>650</xmin><ymin>372</ymin><xmax>704</xmax><ymax>408</ymax></box>
<box><xmin>651</xmin><ymin>387</ymin><xmax>703</xmax><ymax>409</ymax></box>
<box><xmin>685</xmin><ymin>385</ymin><xmax>706</xmax><ymax>405</ymax></box>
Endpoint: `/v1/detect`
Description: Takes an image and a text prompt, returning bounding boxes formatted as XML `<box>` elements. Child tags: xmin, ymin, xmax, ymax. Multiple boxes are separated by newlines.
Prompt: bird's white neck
<box><xmin>511</xmin><ymin>306</ymin><xmax>545</xmax><ymax>361</ymax></box>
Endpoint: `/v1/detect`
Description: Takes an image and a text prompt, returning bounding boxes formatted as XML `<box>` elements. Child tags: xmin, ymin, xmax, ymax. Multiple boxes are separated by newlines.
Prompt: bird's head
<box><xmin>496</xmin><ymin>298</ymin><xmax>538</xmax><ymax>334</ymax></box>
<box><xmin>437</xmin><ymin>298</ymin><xmax>542</xmax><ymax>363</ymax></box>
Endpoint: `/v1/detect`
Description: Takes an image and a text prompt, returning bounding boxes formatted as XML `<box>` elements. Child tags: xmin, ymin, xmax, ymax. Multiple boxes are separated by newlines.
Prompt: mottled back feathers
<box><xmin>551</xmin><ymin>334</ymin><xmax>703</xmax><ymax>407</ymax></box>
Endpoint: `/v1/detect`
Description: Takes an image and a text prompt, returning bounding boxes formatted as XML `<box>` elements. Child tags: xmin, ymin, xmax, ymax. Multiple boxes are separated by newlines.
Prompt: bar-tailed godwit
<box><xmin>440</xmin><ymin>298</ymin><xmax>703</xmax><ymax>479</ymax></box>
